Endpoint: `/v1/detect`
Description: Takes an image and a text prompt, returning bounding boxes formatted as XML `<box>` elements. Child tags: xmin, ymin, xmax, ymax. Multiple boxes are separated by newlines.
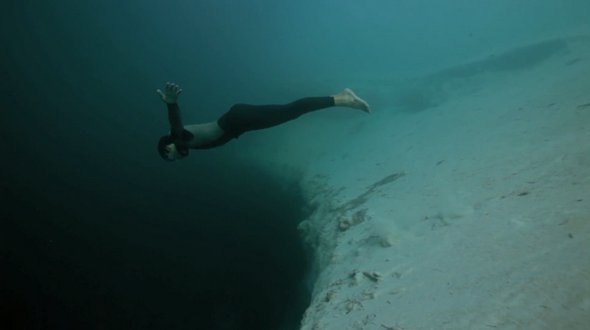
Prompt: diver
<box><xmin>156</xmin><ymin>82</ymin><xmax>370</xmax><ymax>161</ymax></box>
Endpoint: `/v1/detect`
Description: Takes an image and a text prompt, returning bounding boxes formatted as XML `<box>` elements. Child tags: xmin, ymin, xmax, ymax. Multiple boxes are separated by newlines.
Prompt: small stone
<box><xmin>363</xmin><ymin>271</ymin><xmax>382</xmax><ymax>282</ymax></box>
<box><xmin>339</xmin><ymin>219</ymin><xmax>351</xmax><ymax>231</ymax></box>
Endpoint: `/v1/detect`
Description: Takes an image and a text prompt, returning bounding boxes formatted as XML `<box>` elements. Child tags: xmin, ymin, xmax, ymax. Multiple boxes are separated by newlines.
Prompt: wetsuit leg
<box><xmin>217</xmin><ymin>96</ymin><xmax>335</xmax><ymax>138</ymax></box>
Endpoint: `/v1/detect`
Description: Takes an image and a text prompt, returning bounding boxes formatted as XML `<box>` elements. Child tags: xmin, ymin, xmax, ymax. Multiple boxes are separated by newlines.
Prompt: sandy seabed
<box><xmin>248</xmin><ymin>35</ymin><xmax>590</xmax><ymax>330</ymax></box>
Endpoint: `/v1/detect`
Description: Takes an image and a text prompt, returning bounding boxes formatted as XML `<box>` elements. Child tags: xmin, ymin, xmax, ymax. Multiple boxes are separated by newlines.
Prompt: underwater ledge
<box><xmin>248</xmin><ymin>36</ymin><xmax>590</xmax><ymax>329</ymax></box>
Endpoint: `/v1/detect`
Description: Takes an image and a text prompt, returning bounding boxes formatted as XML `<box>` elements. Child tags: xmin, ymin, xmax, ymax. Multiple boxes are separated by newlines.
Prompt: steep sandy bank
<box><xmin>293</xmin><ymin>36</ymin><xmax>590</xmax><ymax>330</ymax></box>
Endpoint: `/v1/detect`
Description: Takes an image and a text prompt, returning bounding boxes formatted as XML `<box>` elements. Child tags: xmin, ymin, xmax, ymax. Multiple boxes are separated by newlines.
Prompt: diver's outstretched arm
<box><xmin>156</xmin><ymin>82</ymin><xmax>184</xmax><ymax>138</ymax></box>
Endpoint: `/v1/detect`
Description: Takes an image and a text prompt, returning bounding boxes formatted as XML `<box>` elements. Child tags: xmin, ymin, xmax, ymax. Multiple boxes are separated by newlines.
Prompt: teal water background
<box><xmin>1</xmin><ymin>1</ymin><xmax>589</xmax><ymax>329</ymax></box>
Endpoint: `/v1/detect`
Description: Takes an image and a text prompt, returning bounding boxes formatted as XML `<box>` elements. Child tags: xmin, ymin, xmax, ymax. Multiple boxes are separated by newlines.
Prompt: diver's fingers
<box><xmin>170</xmin><ymin>83</ymin><xmax>181</xmax><ymax>94</ymax></box>
<box><xmin>163</xmin><ymin>82</ymin><xmax>182</xmax><ymax>95</ymax></box>
<box><xmin>156</xmin><ymin>89</ymin><xmax>164</xmax><ymax>97</ymax></box>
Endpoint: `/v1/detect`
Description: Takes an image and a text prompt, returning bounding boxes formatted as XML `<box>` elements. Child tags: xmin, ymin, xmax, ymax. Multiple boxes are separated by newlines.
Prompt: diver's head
<box><xmin>158</xmin><ymin>135</ymin><xmax>188</xmax><ymax>161</ymax></box>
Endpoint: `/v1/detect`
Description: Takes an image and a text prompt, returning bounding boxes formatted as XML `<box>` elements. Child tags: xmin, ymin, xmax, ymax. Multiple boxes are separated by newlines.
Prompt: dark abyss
<box><xmin>1</xmin><ymin>160</ymin><xmax>311</xmax><ymax>330</ymax></box>
<box><xmin>0</xmin><ymin>1</ymin><xmax>312</xmax><ymax>329</ymax></box>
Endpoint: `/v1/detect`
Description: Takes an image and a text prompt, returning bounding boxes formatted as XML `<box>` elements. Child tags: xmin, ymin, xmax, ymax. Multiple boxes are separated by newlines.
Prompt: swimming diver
<box><xmin>156</xmin><ymin>82</ymin><xmax>370</xmax><ymax>161</ymax></box>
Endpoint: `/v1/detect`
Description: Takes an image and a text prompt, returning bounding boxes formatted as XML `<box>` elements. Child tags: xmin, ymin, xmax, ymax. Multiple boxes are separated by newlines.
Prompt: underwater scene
<box><xmin>1</xmin><ymin>1</ymin><xmax>590</xmax><ymax>329</ymax></box>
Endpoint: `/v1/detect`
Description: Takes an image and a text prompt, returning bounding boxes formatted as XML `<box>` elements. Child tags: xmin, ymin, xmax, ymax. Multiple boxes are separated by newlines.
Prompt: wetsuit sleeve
<box><xmin>167</xmin><ymin>103</ymin><xmax>184</xmax><ymax>138</ymax></box>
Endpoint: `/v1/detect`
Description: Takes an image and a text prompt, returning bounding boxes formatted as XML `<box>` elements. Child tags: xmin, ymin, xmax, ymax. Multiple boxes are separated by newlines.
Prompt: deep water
<box><xmin>1</xmin><ymin>157</ymin><xmax>311</xmax><ymax>329</ymax></box>
<box><xmin>2</xmin><ymin>1</ymin><xmax>589</xmax><ymax>329</ymax></box>
<box><xmin>0</xmin><ymin>2</ymin><xmax>313</xmax><ymax>327</ymax></box>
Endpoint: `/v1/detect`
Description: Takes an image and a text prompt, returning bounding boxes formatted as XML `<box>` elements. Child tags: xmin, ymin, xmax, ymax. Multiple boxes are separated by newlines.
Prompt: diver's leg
<box><xmin>217</xmin><ymin>89</ymin><xmax>370</xmax><ymax>137</ymax></box>
<box><xmin>217</xmin><ymin>97</ymin><xmax>333</xmax><ymax>137</ymax></box>
<box><xmin>333</xmin><ymin>88</ymin><xmax>371</xmax><ymax>113</ymax></box>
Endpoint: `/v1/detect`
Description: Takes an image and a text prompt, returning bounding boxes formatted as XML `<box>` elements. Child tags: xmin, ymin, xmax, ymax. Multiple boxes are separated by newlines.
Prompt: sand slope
<box><xmin>288</xmin><ymin>36</ymin><xmax>590</xmax><ymax>330</ymax></box>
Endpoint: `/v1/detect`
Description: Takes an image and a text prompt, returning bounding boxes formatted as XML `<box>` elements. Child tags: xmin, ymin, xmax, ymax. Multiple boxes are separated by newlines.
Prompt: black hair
<box><xmin>157</xmin><ymin>135</ymin><xmax>175</xmax><ymax>161</ymax></box>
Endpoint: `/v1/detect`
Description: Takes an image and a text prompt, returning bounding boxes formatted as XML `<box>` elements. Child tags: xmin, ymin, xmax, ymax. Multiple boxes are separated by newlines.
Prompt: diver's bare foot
<box><xmin>333</xmin><ymin>88</ymin><xmax>371</xmax><ymax>113</ymax></box>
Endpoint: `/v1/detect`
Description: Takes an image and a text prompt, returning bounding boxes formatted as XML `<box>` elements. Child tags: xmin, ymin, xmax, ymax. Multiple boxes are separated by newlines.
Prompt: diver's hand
<box><xmin>156</xmin><ymin>82</ymin><xmax>183</xmax><ymax>104</ymax></box>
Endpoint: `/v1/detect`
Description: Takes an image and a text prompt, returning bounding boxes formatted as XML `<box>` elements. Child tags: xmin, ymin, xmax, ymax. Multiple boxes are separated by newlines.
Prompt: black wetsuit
<box><xmin>168</xmin><ymin>96</ymin><xmax>335</xmax><ymax>151</ymax></box>
<box><xmin>218</xmin><ymin>96</ymin><xmax>334</xmax><ymax>137</ymax></box>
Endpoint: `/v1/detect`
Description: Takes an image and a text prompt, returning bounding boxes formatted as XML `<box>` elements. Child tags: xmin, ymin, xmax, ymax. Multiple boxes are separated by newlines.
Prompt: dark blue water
<box><xmin>1</xmin><ymin>1</ymin><xmax>588</xmax><ymax>329</ymax></box>
<box><xmin>1</xmin><ymin>157</ymin><xmax>311</xmax><ymax>329</ymax></box>
<box><xmin>0</xmin><ymin>1</ymin><xmax>314</xmax><ymax>329</ymax></box>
